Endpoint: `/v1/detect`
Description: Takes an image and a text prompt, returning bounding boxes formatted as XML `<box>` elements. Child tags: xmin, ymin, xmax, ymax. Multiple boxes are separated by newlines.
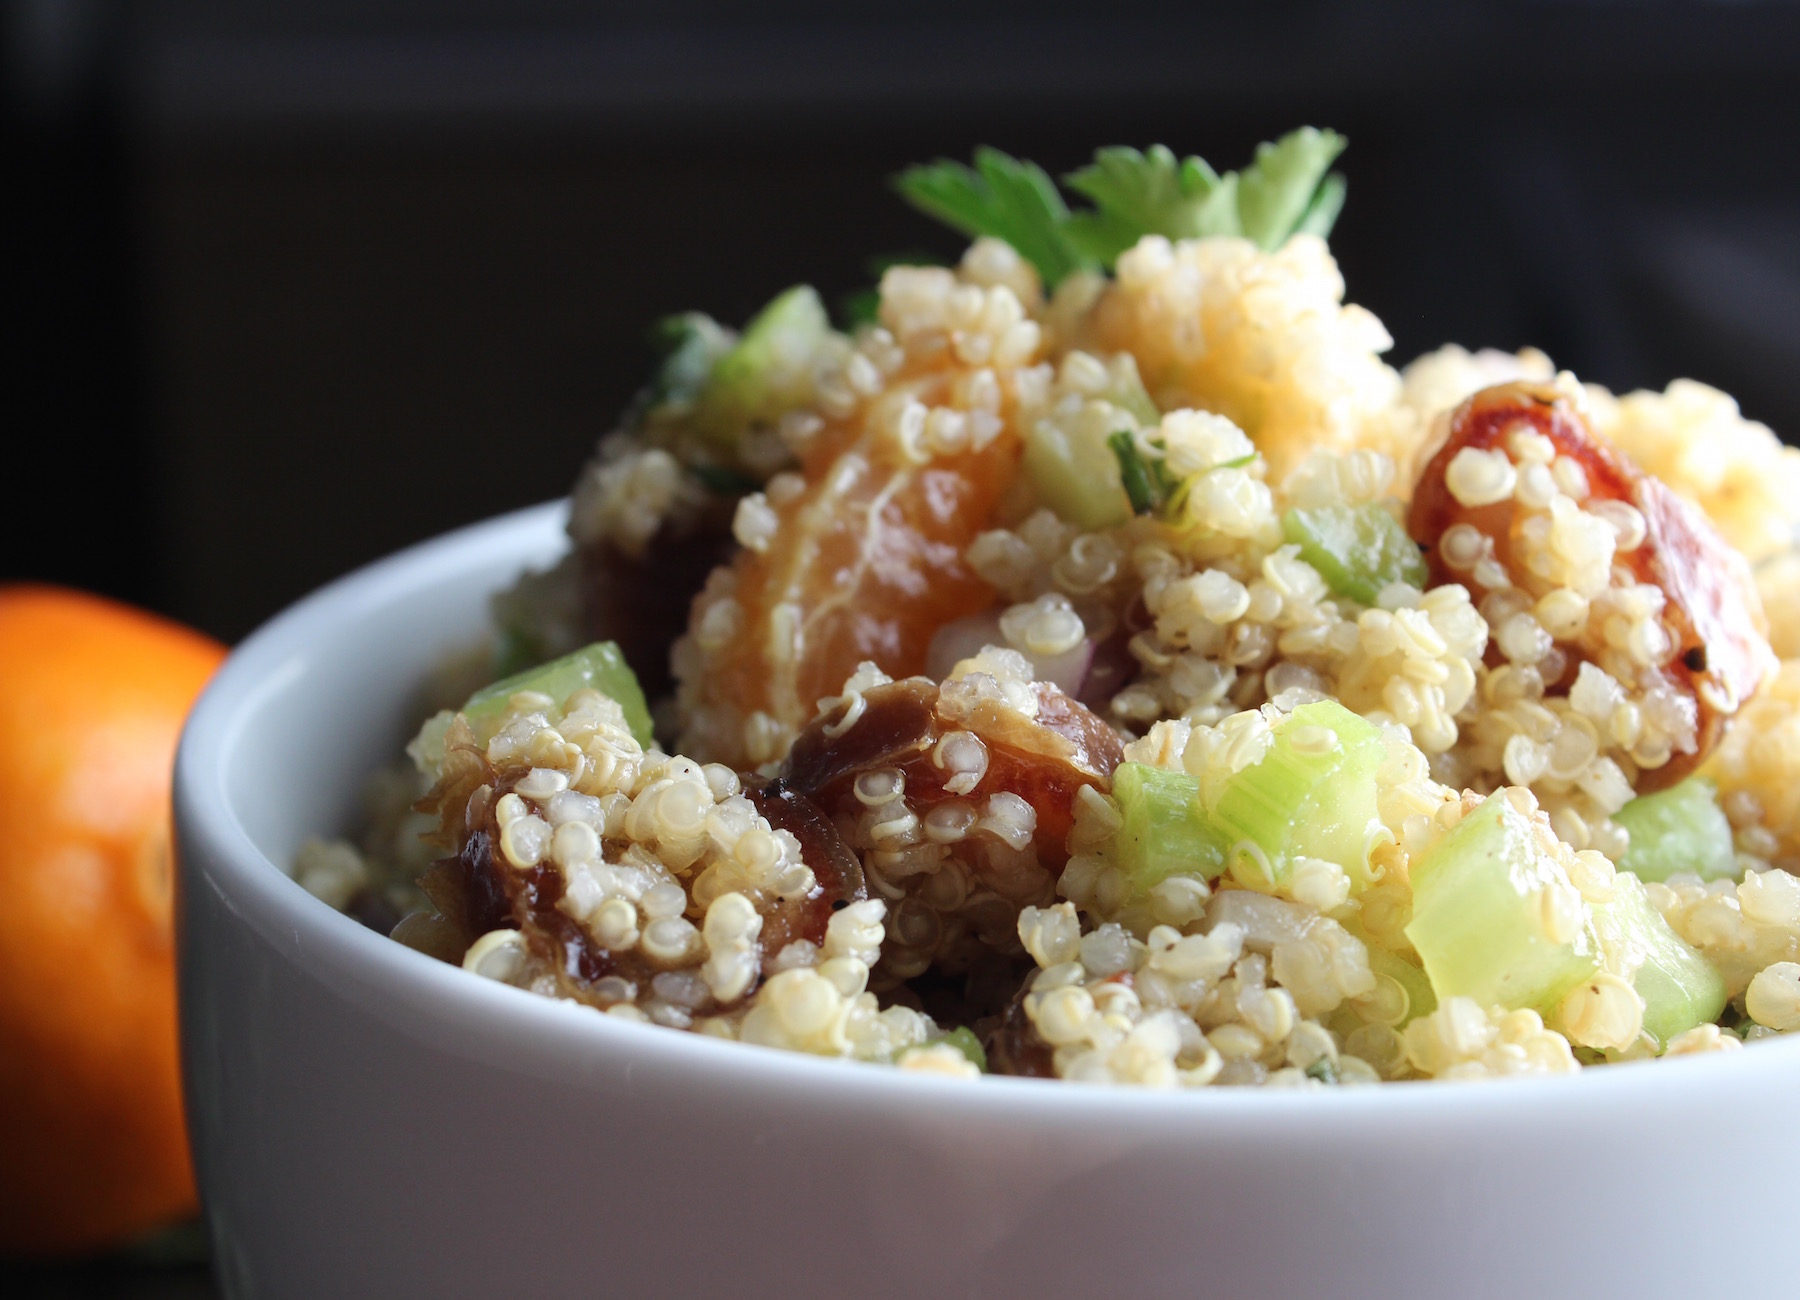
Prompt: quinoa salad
<box><xmin>298</xmin><ymin>129</ymin><xmax>1800</xmax><ymax>1088</ymax></box>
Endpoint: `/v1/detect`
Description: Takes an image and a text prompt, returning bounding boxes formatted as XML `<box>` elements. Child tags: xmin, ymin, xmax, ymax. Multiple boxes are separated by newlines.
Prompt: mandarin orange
<box><xmin>0</xmin><ymin>585</ymin><xmax>225</xmax><ymax>1254</ymax></box>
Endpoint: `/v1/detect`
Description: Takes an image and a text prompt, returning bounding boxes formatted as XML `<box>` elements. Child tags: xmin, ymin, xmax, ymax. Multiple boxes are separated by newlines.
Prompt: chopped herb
<box><xmin>1108</xmin><ymin>430</ymin><xmax>1178</xmax><ymax>516</ymax></box>
<box><xmin>1304</xmin><ymin>1057</ymin><xmax>1340</xmax><ymax>1085</ymax></box>
<box><xmin>1110</xmin><ymin>433</ymin><xmax>1255</xmax><ymax>522</ymax></box>
<box><xmin>838</xmin><ymin>287</ymin><xmax>881</xmax><ymax>329</ymax></box>
<box><xmin>687</xmin><ymin>464</ymin><xmax>760</xmax><ymax>496</ymax></box>
<box><xmin>894</xmin><ymin>148</ymin><xmax>1095</xmax><ymax>288</ymax></box>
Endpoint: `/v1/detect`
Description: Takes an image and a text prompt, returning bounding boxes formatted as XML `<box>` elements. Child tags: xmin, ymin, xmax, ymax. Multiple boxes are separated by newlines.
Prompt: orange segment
<box><xmin>683</xmin><ymin>383</ymin><xmax>1022</xmax><ymax>770</ymax></box>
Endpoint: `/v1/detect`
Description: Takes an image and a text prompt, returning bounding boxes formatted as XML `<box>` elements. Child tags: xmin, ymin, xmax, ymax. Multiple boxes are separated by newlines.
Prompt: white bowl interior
<box><xmin>214</xmin><ymin>501</ymin><xmax>571</xmax><ymax>873</ymax></box>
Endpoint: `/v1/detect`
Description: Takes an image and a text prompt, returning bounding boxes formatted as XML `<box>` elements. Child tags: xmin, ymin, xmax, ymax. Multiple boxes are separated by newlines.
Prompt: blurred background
<box><xmin>8</xmin><ymin>1</ymin><xmax>1800</xmax><ymax>648</ymax></box>
<box><xmin>4</xmin><ymin>0</ymin><xmax>1800</xmax><ymax>1291</ymax></box>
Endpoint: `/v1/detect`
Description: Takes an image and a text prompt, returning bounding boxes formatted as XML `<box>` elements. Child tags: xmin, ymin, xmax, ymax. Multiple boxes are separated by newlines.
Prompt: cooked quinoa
<box><xmin>298</xmin><ymin>130</ymin><xmax>1800</xmax><ymax>1088</ymax></box>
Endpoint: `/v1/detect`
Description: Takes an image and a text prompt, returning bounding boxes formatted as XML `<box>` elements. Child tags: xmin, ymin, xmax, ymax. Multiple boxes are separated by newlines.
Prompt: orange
<box><xmin>0</xmin><ymin>585</ymin><xmax>225</xmax><ymax>1255</ymax></box>
<box><xmin>688</xmin><ymin>376</ymin><xmax>1024</xmax><ymax>769</ymax></box>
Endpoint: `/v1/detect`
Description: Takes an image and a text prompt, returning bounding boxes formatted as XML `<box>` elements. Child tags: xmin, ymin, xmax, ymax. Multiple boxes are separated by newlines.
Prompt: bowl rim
<box><xmin>173</xmin><ymin>498</ymin><xmax>1800</xmax><ymax>1129</ymax></box>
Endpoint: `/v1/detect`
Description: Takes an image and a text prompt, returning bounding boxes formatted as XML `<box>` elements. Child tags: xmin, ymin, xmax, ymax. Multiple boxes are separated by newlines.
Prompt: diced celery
<box><xmin>1102</xmin><ymin>355</ymin><xmax>1161</xmax><ymax>427</ymax></box>
<box><xmin>1340</xmin><ymin>917</ymin><xmax>1437</xmax><ymax>1026</ymax></box>
<box><xmin>649</xmin><ymin>311</ymin><xmax>734</xmax><ymax>410</ymax></box>
<box><xmin>1404</xmin><ymin>794</ymin><xmax>1601</xmax><ymax>1012</ymax></box>
<box><xmin>932</xmin><ymin>1026</ymin><xmax>988</xmax><ymax>1073</ymax></box>
<box><xmin>1207</xmin><ymin>700</ymin><xmax>1386</xmax><ymax>890</ymax></box>
<box><xmin>693</xmin><ymin>285</ymin><xmax>833</xmax><ymax>447</ymax></box>
<box><xmin>462</xmin><ymin>641</ymin><xmax>654</xmax><ymax>749</ymax></box>
<box><xmin>1614</xmin><ymin>776</ymin><xmax>1739</xmax><ymax>883</ymax></box>
<box><xmin>1281</xmin><ymin>503</ymin><xmax>1426</xmax><ymax>606</ymax></box>
<box><xmin>1111</xmin><ymin>762</ymin><xmax>1228</xmax><ymax>891</ymax></box>
<box><xmin>1024</xmin><ymin>418</ymin><xmax>1134</xmax><ymax>531</ymax></box>
<box><xmin>1025</xmin><ymin>356</ymin><xmax>1160</xmax><ymax>529</ymax></box>
<box><xmin>1590</xmin><ymin>871</ymin><xmax>1727</xmax><ymax>1048</ymax></box>
<box><xmin>894</xmin><ymin>1026</ymin><xmax>987</xmax><ymax>1072</ymax></box>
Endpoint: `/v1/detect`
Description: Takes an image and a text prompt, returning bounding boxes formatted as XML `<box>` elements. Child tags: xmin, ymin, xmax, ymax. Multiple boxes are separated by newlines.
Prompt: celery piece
<box><xmin>1024</xmin><ymin>419</ymin><xmax>1134</xmax><ymax>531</ymax></box>
<box><xmin>1111</xmin><ymin>762</ymin><xmax>1229</xmax><ymax>891</ymax></box>
<box><xmin>1614</xmin><ymin>777</ymin><xmax>1739</xmax><ymax>883</ymax></box>
<box><xmin>895</xmin><ymin>1026</ymin><xmax>987</xmax><ymax>1072</ymax></box>
<box><xmin>693</xmin><ymin>285</ymin><xmax>833</xmax><ymax>447</ymax></box>
<box><xmin>1368</xmin><ymin>943</ymin><xmax>1437</xmax><ymax>1026</ymax></box>
<box><xmin>1404</xmin><ymin>794</ymin><xmax>1601</xmax><ymax>1012</ymax></box>
<box><xmin>1103</xmin><ymin>356</ymin><xmax>1161</xmax><ymax>427</ymax></box>
<box><xmin>932</xmin><ymin>1026</ymin><xmax>988</xmax><ymax>1073</ymax></box>
<box><xmin>1340</xmin><ymin>917</ymin><xmax>1436</xmax><ymax>1026</ymax></box>
<box><xmin>1282</xmin><ymin>504</ymin><xmax>1426</xmax><ymax>606</ymax></box>
<box><xmin>1207</xmin><ymin>700</ymin><xmax>1387</xmax><ymax>889</ymax></box>
<box><xmin>1590</xmin><ymin>871</ymin><xmax>1727</xmax><ymax>1048</ymax></box>
<box><xmin>648</xmin><ymin>311</ymin><xmax>733</xmax><ymax>411</ymax></box>
<box><xmin>462</xmin><ymin>641</ymin><xmax>653</xmax><ymax>749</ymax></box>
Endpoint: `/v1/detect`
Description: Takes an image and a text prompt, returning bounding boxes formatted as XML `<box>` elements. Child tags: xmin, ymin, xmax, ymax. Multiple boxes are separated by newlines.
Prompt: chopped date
<box><xmin>745</xmin><ymin>778</ymin><xmax>869</xmax><ymax>959</ymax></box>
<box><xmin>779</xmin><ymin>674</ymin><xmax>1123</xmax><ymax>856</ymax></box>
<box><xmin>1409</xmin><ymin>381</ymin><xmax>1772</xmax><ymax>787</ymax></box>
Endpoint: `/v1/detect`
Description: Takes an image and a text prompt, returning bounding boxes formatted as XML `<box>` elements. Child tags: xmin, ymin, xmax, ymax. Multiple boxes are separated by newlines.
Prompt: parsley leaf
<box><xmin>1293</xmin><ymin>171</ymin><xmax>1347</xmax><ymax>241</ymax></box>
<box><xmin>1235</xmin><ymin>127</ymin><xmax>1347</xmax><ymax>251</ymax></box>
<box><xmin>895</xmin><ymin>129</ymin><xmax>1348</xmax><ymax>283</ymax></box>
<box><xmin>1067</xmin><ymin>128</ymin><xmax>1347</xmax><ymax>257</ymax></box>
<box><xmin>686</xmin><ymin>463</ymin><xmax>760</xmax><ymax>496</ymax></box>
<box><xmin>894</xmin><ymin>148</ymin><xmax>1094</xmax><ymax>288</ymax></box>
<box><xmin>1304</xmin><ymin>1056</ymin><xmax>1340</xmax><ymax>1085</ymax></box>
<box><xmin>1063</xmin><ymin>145</ymin><xmax>1237</xmax><ymax>262</ymax></box>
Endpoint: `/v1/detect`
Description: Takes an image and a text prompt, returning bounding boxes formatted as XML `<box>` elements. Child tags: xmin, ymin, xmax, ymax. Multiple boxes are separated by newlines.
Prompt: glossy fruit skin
<box><xmin>0</xmin><ymin>585</ymin><xmax>225</xmax><ymax>1255</ymax></box>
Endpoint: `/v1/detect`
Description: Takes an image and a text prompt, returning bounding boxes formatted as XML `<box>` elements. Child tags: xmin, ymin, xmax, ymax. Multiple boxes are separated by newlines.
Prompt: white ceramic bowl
<box><xmin>175</xmin><ymin>500</ymin><xmax>1800</xmax><ymax>1300</ymax></box>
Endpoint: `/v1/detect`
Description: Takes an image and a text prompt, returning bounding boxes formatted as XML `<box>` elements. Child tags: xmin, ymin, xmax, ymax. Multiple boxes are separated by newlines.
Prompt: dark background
<box><xmin>9</xmin><ymin>1</ymin><xmax>1800</xmax><ymax>648</ymax></box>
<box><xmin>3</xmin><ymin>0</ymin><xmax>1800</xmax><ymax>1282</ymax></box>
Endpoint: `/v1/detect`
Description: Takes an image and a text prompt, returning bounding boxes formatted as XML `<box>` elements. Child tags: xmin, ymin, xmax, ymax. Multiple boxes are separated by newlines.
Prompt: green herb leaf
<box><xmin>1304</xmin><ymin>1057</ymin><xmax>1340</xmax><ymax>1085</ymax></box>
<box><xmin>1236</xmin><ymin>127</ymin><xmax>1347</xmax><ymax>251</ymax></box>
<box><xmin>686</xmin><ymin>463</ymin><xmax>761</xmax><ymax>497</ymax></box>
<box><xmin>895</xmin><ymin>130</ymin><xmax>1348</xmax><ymax>282</ymax></box>
<box><xmin>1109</xmin><ymin>430</ymin><xmax>1161</xmax><ymax>515</ymax></box>
<box><xmin>838</xmin><ymin>287</ymin><xmax>881</xmax><ymax>329</ymax></box>
<box><xmin>1064</xmin><ymin>144</ymin><xmax>1239</xmax><ymax>260</ymax></box>
<box><xmin>1108</xmin><ymin>430</ymin><xmax>1182</xmax><ymax>516</ymax></box>
<box><xmin>894</xmin><ymin>148</ymin><xmax>1094</xmax><ymax>288</ymax></box>
<box><xmin>1292</xmin><ymin>170</ymin><xmax>1347</xmax><ymax>241</ymax></box>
